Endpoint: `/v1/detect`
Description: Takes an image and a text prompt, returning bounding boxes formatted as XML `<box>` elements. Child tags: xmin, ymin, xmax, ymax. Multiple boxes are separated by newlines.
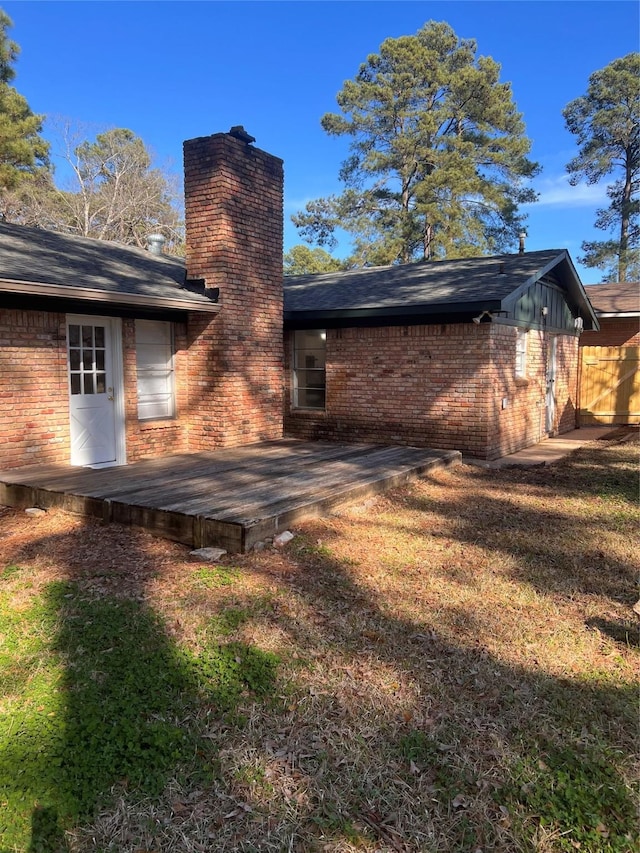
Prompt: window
<box><xmin>293</xmin><ymin>329</ymin><xmax>326</xmax><ymax>409</ymax></box>
<box><xmin>135</xmin><ymin>320</ymin><xmax>175</xmax><ymax>420</ymax></box>
<box><xmin>68</xmin><ymin>323</ymin><xmax>107</xmax><ymax>396</ymax></box>
<box><xmin>515</xmin><ymin>329</ymin><xmax>528</xmax><ymax>378</ymax></box>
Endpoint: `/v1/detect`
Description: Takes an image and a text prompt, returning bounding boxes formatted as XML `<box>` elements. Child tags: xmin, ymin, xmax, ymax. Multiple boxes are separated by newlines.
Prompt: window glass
<box><xmin>135</xmin><ymin>320</ymin><xmax>175</xmax><ymax>420</ymax></box>
<box><xmin>516</xmin><ymin>329</ymin><xmax>528</xmax><ymax>378</ymax></box>
<box><xmin>68</xmin><ymin>322</ymin><xmax>106</xmax><ymax>397</ymax></box>
<box><xmin>293</xmin><ymin>330</ymin><xmax>326</xmax><ymax>410</ymax></box>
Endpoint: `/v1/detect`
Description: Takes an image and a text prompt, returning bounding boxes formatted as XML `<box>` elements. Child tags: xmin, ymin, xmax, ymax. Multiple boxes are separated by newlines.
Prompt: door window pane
<box><xmin>69</xmin><ymin>349</ymin><xmax>81</xmax><ymax>371</ymax></box>
<box><xmin>68</xmin><ymin>321</ymin><xmax>109</xmax><ymax>397</ymax></box>
<box><xmin>68</xmin><ymin>324</ymin><xmax>80</xmax><ymax>347</ymax></box>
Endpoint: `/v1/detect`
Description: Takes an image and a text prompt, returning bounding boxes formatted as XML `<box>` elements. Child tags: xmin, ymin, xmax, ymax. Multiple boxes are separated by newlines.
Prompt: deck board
<box><xmin>0</xmin><ymin>440</ymin><xmax>461</xmax><ymax>552</ymax></box>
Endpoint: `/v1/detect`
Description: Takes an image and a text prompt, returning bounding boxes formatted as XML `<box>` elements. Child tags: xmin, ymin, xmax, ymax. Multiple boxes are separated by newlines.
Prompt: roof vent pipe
<box><xmin>519</xmin><ymin>232</ymin><xmax>526</xmax><ymax>254</ymax></box>
<box><xmin>147</xmin><ymin>234</ymin><xmax>166</xmax><ymax>255</ymax></box>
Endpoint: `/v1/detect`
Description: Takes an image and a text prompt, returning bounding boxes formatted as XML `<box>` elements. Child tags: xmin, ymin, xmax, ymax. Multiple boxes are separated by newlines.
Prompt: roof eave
<box><xmin>0</xmin><ymin>277</ymin><xmax>220</xmax><ymax>314</ymax></box>
<box><xmin>284</xmin><ymin>298</ymin><xmax>504</xmax><ymax>326</ymax></box>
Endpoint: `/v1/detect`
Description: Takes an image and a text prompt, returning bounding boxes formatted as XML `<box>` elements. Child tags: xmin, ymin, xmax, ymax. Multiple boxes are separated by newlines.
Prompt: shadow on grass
<box><xmin>271</xmin><ymin>533</ymin><xmax>638</xmax><ymax>853</ymax></box>
<box><xmin>0</xmin><ymin>534</ymin><xmax>278</xmax><ymax>852</ymax></box>
<box><xmin>586</xmin><ymin>616</ymin><xmax>640</xmax><ymax>648</ymax></box>
<box><xmin>350</xmin><ymin>438</ymin><xmax>639</xmax><ymax>606</ymax></box>
<box><xmin>1</xmin><ymin>436</ymin><xmax>637</xmax><ymax>852</ymax></box>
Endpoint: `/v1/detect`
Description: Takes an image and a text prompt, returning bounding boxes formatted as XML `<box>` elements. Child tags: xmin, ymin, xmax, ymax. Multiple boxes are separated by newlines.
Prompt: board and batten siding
<box><xmin>510</xmin><ymin>278</ymin><xmax>577</xmax><ymax>332</ymax></box>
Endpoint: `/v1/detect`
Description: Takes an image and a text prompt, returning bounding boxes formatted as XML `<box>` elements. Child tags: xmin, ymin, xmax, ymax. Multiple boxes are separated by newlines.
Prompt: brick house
<box><xmin>0</xmin><ymin>128</ymin><xmax>599</xmax><ymax>469</ymax></box>
<box><xmin>283</xmin><ymin>253</ymin><xmax>598</xmax><ymax>460</ymax></box>
<box><xmin>578</xmin><ymin>281</ymin><xmax>639</xmax><ymax>425</ymax></box>
<box><xmin>0</xmin><ymin>129</ymin><xmax>284</xmax><ymax>470</ymax></box>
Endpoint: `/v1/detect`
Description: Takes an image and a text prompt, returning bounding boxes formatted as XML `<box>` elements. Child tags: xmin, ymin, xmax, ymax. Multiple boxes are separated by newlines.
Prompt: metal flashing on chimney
<box><xmin>229</xmin><ymin>125</ymin><xmax>256</xmax><ymax>144</ymax></box>
<box><xmin>183</xmin><ymin>277</ymin><xmax>220</xmax><ymax>303</ymax></box>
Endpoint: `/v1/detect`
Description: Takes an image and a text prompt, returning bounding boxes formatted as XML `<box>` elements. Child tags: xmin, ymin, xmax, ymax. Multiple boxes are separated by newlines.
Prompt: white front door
<box><xmin>545</xmin><ymin>335</ymin><xmax>557</xmax><ymax>435</ymax></box>
<box><xmin>67</xmin><ymin>316</ymin><xmax>124</xmax><ymax>466</ymax></box>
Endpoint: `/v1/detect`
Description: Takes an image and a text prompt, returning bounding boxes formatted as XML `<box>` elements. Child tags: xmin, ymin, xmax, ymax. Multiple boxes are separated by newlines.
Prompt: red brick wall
<box><xmin>0</xmin><ymin>312</ymin><xmax>197</xmax><ymax>469</ymax></box>
<box><xmin>0</xmin><ymin>309</ymin><xmax>70</xmax><ymax>469</ymax></box>
<box><xmin>284</xmin><ymin>323</ymin><xmax>579</xmax><ymax>460</ymax></box>
<box><xmin>183</xmin><ymin>132</ymin><xmax>284</xmax><ymax>448</ymax></box>
<box><xmin>486</xmin><ymin>326</ymin><xmax>578</xmax><ymax>458</ymax></box>
<box><xmin>579</xmin><ymin>317</ymin><xmax>640</xmax><ymax>347</ymax></box>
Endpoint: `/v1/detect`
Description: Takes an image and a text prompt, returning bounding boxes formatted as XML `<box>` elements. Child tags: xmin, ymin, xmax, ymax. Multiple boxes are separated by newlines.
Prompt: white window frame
<box><xmin>292</xmin><ymin>329</ymin><xmax>326</xmax><ymax>410</ymax></box>
<box><xmin>135</xmin><ymin>319</ymin><xmax>175</xmax><ymax>420</ymax></box>
<box><xmin>515</xmin><ymin>328</ymin><xmax>528</xmax><ymax>379</ymax></box>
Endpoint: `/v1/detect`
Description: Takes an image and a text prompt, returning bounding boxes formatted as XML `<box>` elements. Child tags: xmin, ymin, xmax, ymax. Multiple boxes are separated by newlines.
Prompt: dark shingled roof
<box><xmin>0</xmin><ymin>221</ymin><xmax>215</xmax><ymax>310</ymax></box>
<box><xmin>584</xmin><ymin>281</ymin><xmax>639</xmax><ymax>315</ymax></box>
<box><xmin>284</xmin><ymin>249</ymin><xmax>569</xmax><ymax>313</ymax></box>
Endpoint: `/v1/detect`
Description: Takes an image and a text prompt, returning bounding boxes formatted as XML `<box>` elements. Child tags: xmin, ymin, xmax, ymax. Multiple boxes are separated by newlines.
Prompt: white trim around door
<box><xmin>66</xmin><ymin>315</ymin><xmax>126</xmax><ymax>467</ymax></box>
<box><xmin>545</xmin><ymin>334</ymin><xmax>557</xmax><ymax>435</ymax></box>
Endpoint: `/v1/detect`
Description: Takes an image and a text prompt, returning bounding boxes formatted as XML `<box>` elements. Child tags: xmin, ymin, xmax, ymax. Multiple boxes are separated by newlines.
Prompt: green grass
<box><xmin>0</xmin><ymin>578</ymin><xmax>278</xmax><ymax>851</ymax></box>
<box><xmin>191</xmin><ymin>565</ymin><xmax>240</xmax><ymax>588</ymax></box>
<box><xmin>502</xmin><ymin>741</ymin><xmax>637</xmax><ymax>853</ymax></box>
<box><xmin>0</xmin><ymin>433</ymin><xmax>637</xmax><ymax>853</ymax></box>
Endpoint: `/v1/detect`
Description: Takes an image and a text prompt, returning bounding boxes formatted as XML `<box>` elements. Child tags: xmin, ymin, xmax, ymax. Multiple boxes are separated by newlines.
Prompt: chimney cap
<box><xmin>229</xmin><ymin>125</ymin><xmax>256</xmax><ymax>144</ymax></box>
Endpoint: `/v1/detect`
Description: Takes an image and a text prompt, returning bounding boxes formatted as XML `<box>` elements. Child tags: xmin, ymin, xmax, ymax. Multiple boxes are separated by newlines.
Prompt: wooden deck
<box><xmin>0</xmin><ymin>440</ymin><xmax>461</xmax><ymax>552</ymax></box>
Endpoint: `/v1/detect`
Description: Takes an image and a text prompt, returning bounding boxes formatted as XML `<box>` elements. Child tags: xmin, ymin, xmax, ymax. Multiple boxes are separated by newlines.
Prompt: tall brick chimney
<box><xmin>183</xmin><ymin>129</ymin><xmax>284</xmax><ymax>449</ymax></box>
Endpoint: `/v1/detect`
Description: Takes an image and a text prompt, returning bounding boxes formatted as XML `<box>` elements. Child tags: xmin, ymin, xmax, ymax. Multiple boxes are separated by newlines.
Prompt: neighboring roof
<box><xmin>284</xmin><ymin>249</ymin><xmax>597</xmax><ymax>327</ymax></box>
<box><xmin>0</xmin><ymin>222</ymin><xmax>218</xmax><ymax>314</ymax></box>
<box><xmin>584</xmin><ymin>282</ymin><xmax>639</xmax><ymax>317</ymax></box>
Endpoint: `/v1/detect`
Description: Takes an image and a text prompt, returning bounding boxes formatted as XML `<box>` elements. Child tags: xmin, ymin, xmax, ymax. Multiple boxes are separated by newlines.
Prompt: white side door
<box><xmin>67</xmin><ymin>316</ymin><xmax>124</xmax><ymax>466</ymax></box>
<box><xmin>545</xmin><ymin>335</ymin><xmax>557</xmax><ymax>435</ymax></box>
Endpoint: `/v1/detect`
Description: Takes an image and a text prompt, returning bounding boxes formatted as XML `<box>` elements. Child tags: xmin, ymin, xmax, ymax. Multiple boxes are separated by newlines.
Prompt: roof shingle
<box><xmin>284</xmin><ymin>250</ymin><xmax>567</xmax><ymax>312</ymax></box>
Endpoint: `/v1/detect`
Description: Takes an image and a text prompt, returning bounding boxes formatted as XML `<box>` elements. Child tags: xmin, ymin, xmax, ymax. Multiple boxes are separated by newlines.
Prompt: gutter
<box><xmin>0</xmin><ymin>277</ymin><xmax>220</xmax><ymax>314</ymax></box>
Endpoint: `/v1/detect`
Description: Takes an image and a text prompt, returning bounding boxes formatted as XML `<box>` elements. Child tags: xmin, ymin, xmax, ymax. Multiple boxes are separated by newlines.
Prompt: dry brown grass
<box><xmin>1</xmin><ymin>430</ymin><xmax>638</xmax><ymax>852</ymax></box>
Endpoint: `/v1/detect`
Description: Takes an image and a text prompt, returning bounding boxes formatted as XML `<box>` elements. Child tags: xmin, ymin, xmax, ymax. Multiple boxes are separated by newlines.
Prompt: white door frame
<box><xmin>545</xmin><ymin>334</ymin><xmax>557</xmax><ymax>435</ymax></box>
<box><xmin>66</xmin><ymin>315</ymin><xmax>126</xmax><ymax>467</ymax></box>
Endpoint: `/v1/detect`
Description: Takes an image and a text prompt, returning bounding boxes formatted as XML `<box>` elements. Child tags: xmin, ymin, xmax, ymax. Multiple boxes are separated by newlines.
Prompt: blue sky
<box><xmin>3</xmin><ymin>0</ymin><xmax>638</xmax><ymax>283</ymax></box>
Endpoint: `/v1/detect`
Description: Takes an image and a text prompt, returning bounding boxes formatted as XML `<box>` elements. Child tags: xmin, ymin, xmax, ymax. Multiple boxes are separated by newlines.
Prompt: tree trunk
<box><xmin>618</xmin><ymin>150</ymin><xmax>633</xmax><ymax>283</ymax></box>
<box><xmin>423</xmin><ymin>222</ymin><xmax>433</xmax><ymax>261</ymax></box>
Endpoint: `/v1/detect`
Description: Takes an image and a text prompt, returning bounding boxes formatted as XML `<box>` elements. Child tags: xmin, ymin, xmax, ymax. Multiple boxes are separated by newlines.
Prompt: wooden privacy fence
<box><xmin>579</xmin><ymin>346</ymin><xmax>640</xmax><ymax>425</ymax></box>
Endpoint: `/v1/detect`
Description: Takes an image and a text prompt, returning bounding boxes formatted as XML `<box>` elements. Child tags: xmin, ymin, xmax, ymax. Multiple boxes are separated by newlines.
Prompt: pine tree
<box><xmin>563</xmin><ymin>53</ymin><xmax>640</xmax><ymax>282</ymax></box>
<box><xmin>293</xmin><ymin>21</ymin><xmax>539</xmax><ymax>266</ymax></box>
<box><xmin>0</xmin><ymin>10</ymin><xmax>49</xmax><ymax>196</ymax></box>
<box><xmin>284</xmin><ymin>245</ymin><xmax>347</xmax><ymax>275</ymax></box>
